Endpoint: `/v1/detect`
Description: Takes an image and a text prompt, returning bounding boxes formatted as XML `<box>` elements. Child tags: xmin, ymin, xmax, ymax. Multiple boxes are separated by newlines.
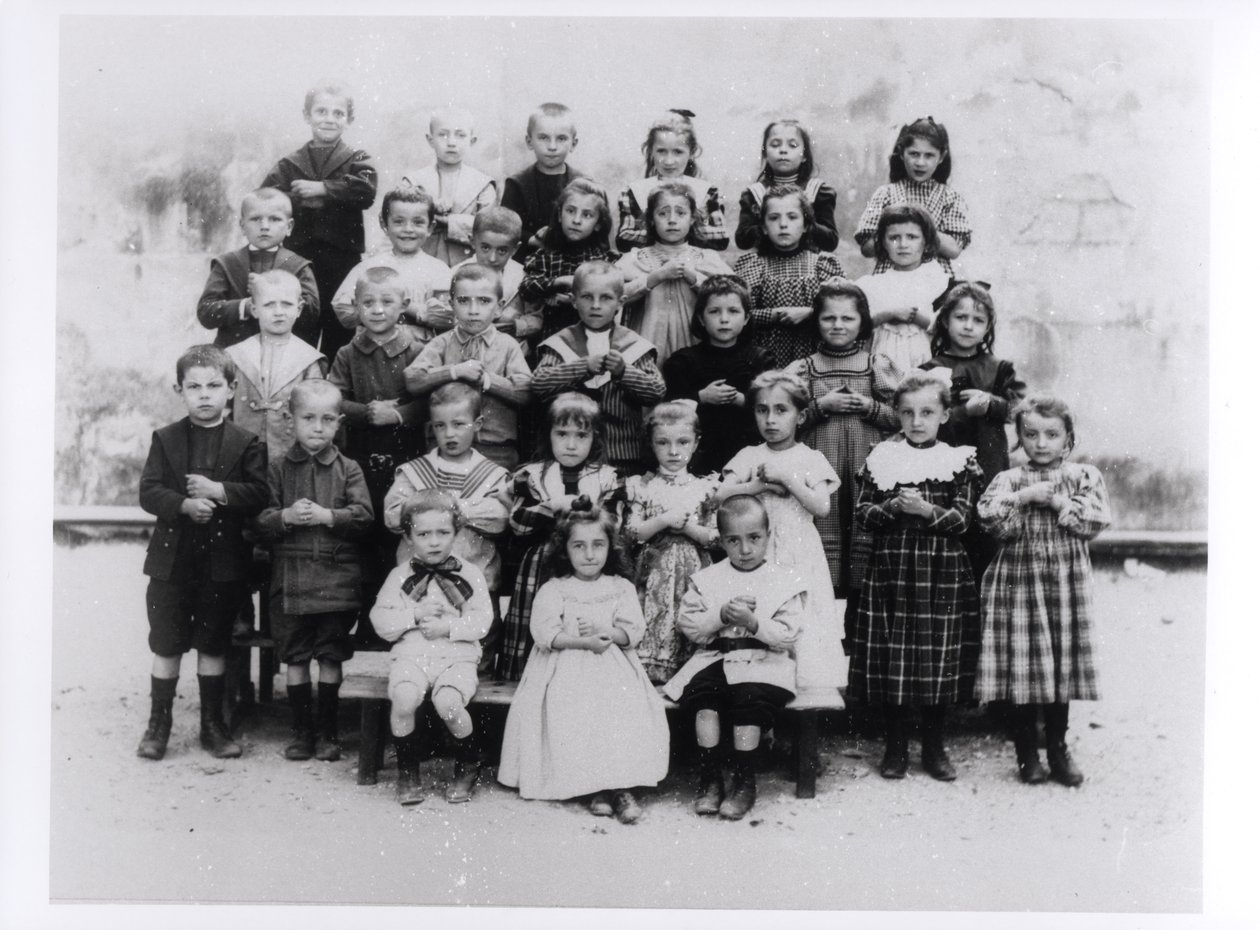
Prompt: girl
<box><xmin>520</xmin><ymin>178</ymin><xmax>620</xmax><ymax>342</ymax></box>
<box><xmin>848</xmin><ymin>372</ymin><xmax>985</xmax><ymax>782</ymax></box>
<box><xmin>625</xmin><ymin>402</ymin><xmax>721</xmax><ymax>684</ymax></box>
<box><xmin>662</xmin><ymin>275</ymin><xmax>774</xmax><ymax>476</ymax></box>
<box><xmin>617</xmin><ymin>182</ymin><xmax>733</xmax><ymax>366</ymax></box>
<box><xmin>616</xmin><ymin>110</ymin><xmax>728</xmax><ymax>252</ymax></box>
<box><xmin>855</xmin><ymin>204</ymin><xmax>951</xmax><ymax>382</ymax></box>
<box><xmin>498</xmin><ymin>510</ymin><xmax>670</xmax><ymax>823</ymax></box>
<box><xmin>855</xmin><ymin>116</ymin><xmax>971</xmax><ymax>275</ymax></box>
<box><xmin>494</xmin><ymin>393</ymin><xmax>622</xmax><ymax>682</ymax></box>
<box><xmin>720</xmin><ymin>371</ymin><xmax>843</xmax><ymax>690</ymax></box>
<box><xmin>975</xmin><ymin>396</ymin><xmax>1111</xmax><ymax>786</ymax></box>
<box><xmin>732</xmin><ymin>185</ymin><xmax>847</xmax><ymax>369</ymax></box>
<box><xmin>787</xmin><ymin>281</ymin><xmax>899</xmax><ymax>649</ymax></box>
<box><xmin>735</xmin><ymin>119</ymin><xmax>839</xmax><ymax>252</ymax></box>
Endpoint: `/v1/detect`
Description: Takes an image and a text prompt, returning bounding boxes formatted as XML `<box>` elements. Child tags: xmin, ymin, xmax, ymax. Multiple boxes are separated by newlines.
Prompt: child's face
<box><xmin>573</xmin><ymin>273</ymin><xmax>622</xmax><ymax>331</ymax></box>
<box><xmin>1019</xmin><ymin>411</ymin><xmax>1070</xmax><ymax>468</ymax></box>
<box><xmin>719</xmin><ymin>510</ymin><xmax>770</xmax><ymax>572</ymax></box>
<box><xmin>701</xmin><ymin>294</ymin><xmax>748</xmax><ymax>348</ymax></box>
<box><xmin>651</xmin><ymin>422</ymin><xmax>697</xmax><ymax>474</ymax></box>
<box><xmin>901</xmin><ymin>136</ymin><xmax>943</xmax><ymax>183</ymax></box>
<box><xmin>355</xmin><ymin>281</ymin><xmax>407</xmax><ymax>336</ymax></box>
<box><xmin>565</xmin><ymin>520</ymin><xmax>609</xmax><ymax>582</ymax></box>
<box><xmin>451</xmin><ymin>278</ymin><xmax>503</xmax><ymax>335</ymax></box>
<box><xmin>649</xmin><ymin>130</ymin><xmax>690</xmax><ymax>179</ymax></box>
<box><xmin>382</xmin><ymin>201</ymin><xmax>433</xmax><ymax>255</ymax></box>
<box><xmin>762</xmin><ymin>196</ymin><xmax>806</xmax><ymax>251</ymax></box>
<box><xmin>651</xmin><ymin>194</ymin><xmax>693</xmax><ymax>245</ymax></box>
<box><xmin>897</xmin><ymin>386</ymin><xmax>949</xmax><ymax>445</ymax></box>
<box><xmin>884</xmin><ymin>221</ymin><xmax>926</xmax><ymax>270</ymax></box>
<box><xmin>175</xmin><ymin>365</ymin><xmax>234</xmax><ymax>427</ymax></box>
<box><xmin>551</xmin><ymin>421</ymin><xmax>594</xmax><ymax>468</ymax></box>
<box><xmin>817</xmin><ymin>297</ymin><xmax>863</xmax><ymax>350</ymax></box>
<box><xmin>754</xmin><ymin>384</ymin><xmax>804</xmax><ymax>451</ymax></box>
<box><xmin>427</xmin><ymin>115</ymin><xmax>475</xmax><ymax>167</ymax></box>
<box><xmin>526</xmin><ymin>115</ymin><xmax>577</xmax><ymax>173</ymax></box>
<box><xmin>472</xmin><ymin>230</ymin><xmax>517</xmax><ymax>272</ymax></box>
<box><xmin>291</xmin><ymin>395</ymin><xmax>342</xmax><ymax>456</ymax></box>
<box><xmin>304</xmin><ymin>93</ymin><xmax>351</xmax><ymax>145</ymax></box>
<box><xmin>764</xmin><ymin>124</ymin><xmax>806</xmax><ymax>177</ymax></box>
<box><xmin>944</xmin><ymin>297</ymin><xmax>990</xmax><ymax>356</ymax></box>
<box><xmin>559</xmin><ymin>193</ymin><xmax>603</xmax><ymax>243</ymax></box>
<box><xmin>407</xmin><ymin>510</ymin><xmax>458</xmax><ymax>566</ymax></box>
<box><xmin>239</xmin><ymin>197</ymin><xmax>293</xmax><ymax>251</ymax></box>
<box><xmin>429</xmin><ymin>400</ymin><xmax>481</xmax><ymax>461</ymax></box>
<box><xmin>254</xmin><ymin>281</ymin><xmax>302</xmax><ymax>336</ymax></box>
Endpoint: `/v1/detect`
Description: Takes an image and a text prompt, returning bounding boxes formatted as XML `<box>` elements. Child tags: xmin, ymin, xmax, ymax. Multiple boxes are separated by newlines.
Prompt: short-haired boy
<box><xmin>452</xmin><ymin>206</ymin><xmax>536</xmax><ymax>344</ymax></box>
<box><xmin>225</xmin><ymin>269</ymin><xmax>326</xmax><ymax>460</ymax></box>
<box><xmin>404</xmin><ymin>264</ymin><xmax>532</xmax><ymax>470</ymax></box>
<box><xmin>137</xmin><ymin>345</ymin><xmax>269</xmax><ymax>761</ymax></box>
<box><xmin>400</xmin><ymin>107</ymin><xmax>497</xmax><ymax>267</ymax></box>
<box><xmin>331</xmin><ymin>186</ymin><xmax>454</xmax><ymax>345</ymax></box>
<box><xmin>370</xmin><ymin>490</ymin><xmax>495</xmax><ymax>805</ymax></box>
<box><xmin>262</xmin><ymin>84</ymin><xmax>377</xmax><ymax>360</ymax></box>
<box><xmin>531</xmin><ymin>260</ymin><xmax>666</xmax><ymax>473</ymax></box>
<box><xmin>197</xmin><ymin>188</ymin><xmax>321</xmax><ymax>348</ymax></box>
<box><xmin>254</xmin><ymin>380</ymin><xmax>374</xmax><ymax>761</ymax></box>
<box><xmin>663</xmin><ymin>495</ymin><xmax>805</xmax><ymax>821</ymax></box>
<box><xmin>501</xmin><ymin>102</ymin><xmax>584</xmax><ymax>265</ymax></box>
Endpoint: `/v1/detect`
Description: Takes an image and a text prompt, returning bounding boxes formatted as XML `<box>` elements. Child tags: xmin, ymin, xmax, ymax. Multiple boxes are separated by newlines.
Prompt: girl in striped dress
<box><xmin>975</xmin><ymin>396</ymin><xmax>1111</xmax><ymax>787</ymax></box>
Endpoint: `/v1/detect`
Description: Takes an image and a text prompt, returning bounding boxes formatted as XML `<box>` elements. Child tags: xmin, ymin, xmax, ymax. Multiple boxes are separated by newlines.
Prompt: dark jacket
<box><xmin>196</xmin><ymin>246</ymin><xmax>320</xmax><ymax>348</ymax></box>
<box><xmin>262</xmin><ymin>140</ymin><xmax>377</xmax><ymax>254</ymax></box>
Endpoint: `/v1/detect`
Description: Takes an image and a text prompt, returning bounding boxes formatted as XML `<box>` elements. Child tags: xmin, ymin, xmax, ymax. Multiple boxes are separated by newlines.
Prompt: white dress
<box><xmin>855</xmin><ymin>264</ymin><xmax>950</xmax><ymax>382</ymax></box>
<box><xmin>723</xmin><ymin>443</ymin><xmax>844</xmax><ymax>689</ymax></box>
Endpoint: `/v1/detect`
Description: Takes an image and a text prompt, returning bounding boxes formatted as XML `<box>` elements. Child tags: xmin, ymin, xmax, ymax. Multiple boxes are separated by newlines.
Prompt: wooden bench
<box><xmin>337</xmin><ymin>652</ymin><xmax>845</xmax><ymax>799</ymax></box>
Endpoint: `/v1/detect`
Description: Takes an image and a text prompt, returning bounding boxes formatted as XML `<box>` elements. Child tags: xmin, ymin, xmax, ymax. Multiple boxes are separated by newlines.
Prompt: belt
<box><xmin>715</xmin><ymin>637</ymin><xmax>768</xmax><ymax>653</ymax></box>
<box><xmin>271</xmin><ymin>543</ymin><xmax>361</xmax><ymax>564</ymax></box>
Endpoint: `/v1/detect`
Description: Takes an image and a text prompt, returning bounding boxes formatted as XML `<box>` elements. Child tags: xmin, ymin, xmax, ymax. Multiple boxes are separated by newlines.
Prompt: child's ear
<box><xmin>491</xmin><ymin>300</ymin><xmax>505</xmax><ymax>319</ymax></box>
<box><xmin>282</xmin><ymin>217</ymin><xmax>294</xmax><ymax>236</ymax></box>
<box><xmin>939</xmin><ymin>407</ymin><xmax>951</xmax><ymax>424</ymax></box>
<box><xmin>570</xmin><ymin>134</ymin><xmax>578</xmax><ymax>150</ymax></box>
<box><xmin>173</xmin><ymin>382</ymin><xmax>184</xmax><ymax>396</ymax></box>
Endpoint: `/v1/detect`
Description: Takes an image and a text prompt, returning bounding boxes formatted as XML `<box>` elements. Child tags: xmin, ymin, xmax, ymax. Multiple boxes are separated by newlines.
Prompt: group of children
<box><xmin>139</xmin><ymin>86</ymin><xmax>1113</xmax><ymax>825</ymax></box>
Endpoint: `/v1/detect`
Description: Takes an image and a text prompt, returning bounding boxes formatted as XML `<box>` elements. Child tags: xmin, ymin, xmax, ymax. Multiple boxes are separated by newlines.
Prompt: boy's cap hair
<box><xmin>572</xmin><ymin>259</ymin><xmax>623</xmax><ymax>297</ymax></box>
<box><xmin>472</xmin><ymin>206</ymin><xmax>523</xmax><ymax>243</ymax></box>
<box><xmin>429</xmin><ymin>106</ymin><xmax>476</xmax><ymax>134</ymax></box>
<box><xmin>691</xmin><ymin>273</ymin><xmax>754</xmax><ymax>344</ymax></box>
<box><xmin>451</xmin><ymin>262</ymin><xmax>503</xmax><ymax>300</ymax></box>
<box><xmin>249</xmin><ymin>268</ymin><xmax>302</xmax><ymax>298</ymax></box>
<box><xmin>176</xmin><ymin>344</ymin><xmax>236</xmax><ymax>384</ymax></box>
<box><xmin>526</xmin><ymin>102</ymin><xmax>576</xmax><ymax>137</ymax></box>
<box><xmin>429</xmin><ymin>381</ymin><xmax>484</xmax><ymax>418</ymax></box>
<box><xmin>304</xmin><ymin>83</ymin><xmax>354</xmax><ymax>120</ymax></box>
<box><xmin>381</xmin><ymin>183</ymin><xmax>437</xmax><ymax>224</ymax></box>
<box><xmin>354</xmin><ymin>266</ymin><xmax>406</xmax><ymax>299</ymax></box>
<box><xmin>241</xmin><ymin>187</ymin><xmax>293</xmax><ymax>217</ymax></box>
<box><xmin>400</xmin><ymin>488</ymin><xmax>464</xmax><ymax>533</ymax></box>
<box><xmin>716</xmin><ymin>494</ymin><xmax>769</xmax><ymax>534</ymax></box>
<box><xmin>288</xmin><ymin>378</ymin><xmax>343</xmax><ymax>413</ymax></box>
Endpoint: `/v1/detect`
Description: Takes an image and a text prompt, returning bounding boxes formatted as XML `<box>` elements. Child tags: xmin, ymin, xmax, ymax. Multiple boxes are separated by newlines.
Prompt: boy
<box><xmin>262</xmin><ymin>83</ymin><xmax>377</xmax><ymax>359</ymax></box>
<box><xmin>370</xmin><ymin>490</ymin><xmax>495</xmax><ymax>805</ymax></box>
<box><xmin>404</xmin><ymin>264</ymin><xmax>532</xmax><ymax>470</ymax></box>
<box><xmin>452</xmin><ymin>206</ymin><xmax>535</xmax><ymax>344</ymax></box>
<box><xmin>401</xmin><ymin>107</ymin><xmax>497</xmax><ymax>267</ymax></box>
<box><xmin>663</xmin><ymin>495</ymin><xmax>805</xmax><ymax>821</ymax></box>
<box><xmin>254</xmin><ymin>381</ymin><xmax>374</xmax><ymax>761</ymax></box>
<box><xmin>196</xmin><ymin>187</ymin><xmax>320</xmax><ymax>348</ymax></box>
<box><xmin>531</xmin><ymin>260</ymin><xmax>666</xmax><ymax>473</ymax></box>
<box><xmin>331</xmin><ymin>185</ymin><xmax>454</xmax><ymax>345</ymax></box>
<box><xmin>137</xmin><ymin>345</ymin><xmax>269</xmax><ymax>761</ymax></box>
<box><xmin>225</xmin><ymin>269</ymin><xmax>326</xmax><ymax>460</ymax></box>
<box><xmin>501</xmin><ymin>102</ymin><xmax>584</xmax><ymax>264</ymax></box>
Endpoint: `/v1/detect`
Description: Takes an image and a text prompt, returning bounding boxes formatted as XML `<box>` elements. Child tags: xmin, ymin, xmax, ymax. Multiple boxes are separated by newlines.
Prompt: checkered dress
<box><xmin>732</xmin><ymin>248</ymin><xmax>847</xmax><ymax>369</ymax></box>
<box><xmin>519</xmin><ymin>242</ymin><xmax>620</xmax><ymax>340</ymax></box>
<box><xmin>854</xmin><ymin>179</ymin><xmax>971</xmax><ymax>275</ymax></box>
<box><xmin>846</xmin><ymin>438</ymin><xmax>985</xmax><ymax>706</ymax></box>
<box><xmin>974</xmin><ymin>463</ymin><xmax>1111</xmax><ymax>704</ymax></box>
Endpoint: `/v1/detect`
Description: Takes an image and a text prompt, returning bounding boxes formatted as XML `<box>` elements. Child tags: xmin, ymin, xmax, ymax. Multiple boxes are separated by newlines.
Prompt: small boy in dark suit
<box><xmin>501</xmin><ymin>102</ymin><xmax>584</xmax><ymax>265</ymax></box>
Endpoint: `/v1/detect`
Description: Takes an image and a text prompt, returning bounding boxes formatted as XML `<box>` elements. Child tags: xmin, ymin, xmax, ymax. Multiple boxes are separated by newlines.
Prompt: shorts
<box><xmin>146</xmin><ymin>576</ymin><xmax>245</xmax><ymax>658</ymax></box>
<box><xmin>677</xmin><ymin>661</ymin><xmax>793</xmax><ymax>730</ymax></box>
<box><xmin>270</xmin><ymin>609</ymin><xmax>356</xmax><ymax>664</ymax></box>
<box><xmin>388</xmin><ymin>652</ymin><xmax>479</xmax><ymax>707</ymax></box>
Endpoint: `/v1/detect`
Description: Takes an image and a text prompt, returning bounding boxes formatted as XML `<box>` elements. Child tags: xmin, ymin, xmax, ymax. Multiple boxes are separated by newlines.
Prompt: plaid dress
<box><xmin>519</xmin><ymin>241</ymin><xmax>620</xmax><ymax>341</ymax></box>
<box><xmin>854</xmin><ymin>179</ymin><xmax>971</xmax><ymax>275</ymax></box>
<box><xmin>974</xmin><ymin>462</ymin><xmax>1111</xmax><ymax>704</ymax></box>
<box><xmin>847</xmin><ymin>437</ymin><xmax>985</xmax><ymax>706</ymax></box>
<box><xmin>732</xmin><ymin>247</ymin><xmax>846</xmax><ymax>369</ymax></box>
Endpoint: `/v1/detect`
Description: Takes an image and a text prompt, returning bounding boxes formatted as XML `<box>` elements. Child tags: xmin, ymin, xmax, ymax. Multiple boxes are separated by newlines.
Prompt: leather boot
<box><xmin>693</xmin><ymin>746</ymin><xmax>724</xmax><ymax>816</ymax></box>
<box><xmin>284</xmin><ymin>682</ymin><xmax>315</xmax><ymax>761</ymax></box>
<box><xmin>920</xmin><ymin>705</ymin><xmax>957</xmax><ymax>781</ymax></box>
<box><xmin>314</xmin><ymin>681</ymin><xmax>342</xmax><ymax>762</ymax></box>
<box><xmin>445</xmin><ymin>732</ymin><xmax>480</xmax><ymax>803</ymax></box>
<box><xmin>197</xmin><ymin>674</ymin><xmax>242</xmax><ymax>759</ymax></box>
<box><xmin>1044</xmin><ymin>702</ymin><xmax>1084</xmax><ymax>787</ymax></box>
<box><xmin>879</xmin><ymin>705</ymin><xmax>909</xmax><ymax>779</ymax></box>
<box><xmin>719</xmin><ymin>751</ymin><xmax>757</xmax><ymax>820</ymax></box>
<box><xmin>137</xmin><ymin>676</ymin><xmax>176</xmax><ymax>760</ymax></box>
<box><xmin>1013</xmin><ymin>705</ymin><xmax>1049</xmax><ymax>784</ymax></box>
<box><xmin>395</xmin><ymin>736</ymin><xmax>425</xmax><ymax>806</ymax></box>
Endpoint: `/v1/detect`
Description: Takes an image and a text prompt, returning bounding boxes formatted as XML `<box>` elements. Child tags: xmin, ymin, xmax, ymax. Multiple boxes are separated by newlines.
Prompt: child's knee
<box><xmin>390</xmin><ymin>680</ymin><xmax>423</xmax><ymax>714</ymax></box>
<box><xmin>431</xmin><ymin>686</ymin><xmax>469</xmax><ymax>722</ymax></box>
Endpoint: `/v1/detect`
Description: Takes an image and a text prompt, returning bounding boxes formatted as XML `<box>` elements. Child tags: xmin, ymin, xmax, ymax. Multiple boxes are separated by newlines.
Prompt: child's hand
<box><xmin>1020</xmin><ymin>482</ymin><xmax>1057</xmax><ymax>507</ymax></box>
<box><xmin>960</xmin><ymin>389</ymin><xmax>991</xmax><ymax>416</ymax></box>
<box><xmin>421</xmin><ymin>304</ymin><xmax>454</xmax><ymax>330</ymax></box>
<box><xmin>586</xmin><ymin>634</ymin><xmax>614</xmax><ymax>655</ymax></box>
<box><xmin>773</xmin><ymin>305</ymin><xmax>813</xmax><ymax>326</ymax></box>
<box><xmin>821</xmin><ymin>389</ymin><xmax>869</xmax><ymax>416</ymax></box>
<box><xmin>663</xmin><ymin>509</ymin><xmax>689</xmax><ymax>531</ymax></box>
<box><xmin>180</xmin><ymin>497</ymin><xmax>217</xmax><ymax>524</ymax></box>
<box><xmin>759</xmin><ymin>461</ymin><xmax>790</xmax><ymax>486</ymax></box>
<box><xmin>240</xmin><ymin>296</ymin><xmax>254</xmax><ymax>319</ymax></box>
<box><xmin>289</xmin><ymin>179</ymin><xmax>326</xmax><ymax>202</ymax></box>
<box><xmin>553</xmin><ymin>275</ymin><xmax>575</xmax><ymax>293</ymax></box>
<box><xmin>585</xmin><ymin>354</ymin><xmax>606</xmax><ymax>374</ymax></box>
<box><xmin>698</xmin><ymin>379</ymin><xmax>738</xmax><ymax>405</ymax></box>
<box><xmin>720</xmin><ymin>599</ymin><xmax>756</xmax><ymax>629</ymax></box>
<box><xmin>895</xmin><ymin>487</ymin><xmax>933</xmax><ymax>518</ymax></box>
<box><xmin>418</xmin><ymin>614</ymin><xmax>452</xmax><ymax>641</ymax></box>
<box><xmin>367</xmin><ymin>399</ymin><xmax>400</xmax><ymax>426</ymax></box>
<box><xmin>185</xmin><ymin>474</ymin><xmax>222</xmax><ymax>500</ymax></box>
<box><xmin>412</xmin><ymin>595</ymin><xmax>447</xmax><ymax>621</ymax></box>
<box><xmin>434</xmin><ymin>197</ymin><xmax>454</xmax><ymax>216</ymax></box>
<box><xmin>452</xmin><ymin>359</ymin><xmax>485</xmax><ymax>383</ymax></box>
<box><xmin>602</xmin><ymin>350</ymin><xmax>626</xmax><ymax>378</ymax></box>
<box><xmin>895</xmin><ymin>305</ymin><xmax>919</xmax><ymax>325</ymax></box>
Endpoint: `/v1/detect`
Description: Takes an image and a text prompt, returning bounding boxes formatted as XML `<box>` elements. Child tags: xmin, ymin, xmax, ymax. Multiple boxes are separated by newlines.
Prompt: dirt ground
<box><xmin>45</xmin><ymin>539</ymin><xmax>1204</xmax><ymax>914</ymax></box>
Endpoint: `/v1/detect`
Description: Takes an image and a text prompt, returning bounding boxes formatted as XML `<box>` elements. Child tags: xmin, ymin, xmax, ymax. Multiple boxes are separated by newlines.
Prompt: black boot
<box><xmin>314</xmin><ymin>681</ymin><xmax>342</xmax><ymax>762</ymax></box>
<box><xmin>137</xmin><ymin>676</ymin><xmax>176</xmax><ymax>760</ymax></box>
<box><xmin>920</xmin><ymin>705</ymin><xmax>957</xmax><ymax>781</ymax></box>
<box><xmin>719</xmin><ymin>750</ymin><xmax>758</xmax><ymax>820</ymax></box>
<box><xmin>284</xmin><ymin>682</ymin><xmax>315</xmax><ymax>760</ymax></box>
<box><xmin>197</xmin><ymin>674</ymin><xmax>242</xmax><ymax>759</ymax></box>
<box><xmin>693</xmin><ymin>746</ymin><xmax>724</xmax><ymax>816</ymax></box>
<box><xmin>1044</xmin><ymin>702</ymin><xmax>1084</xmax><ymax>787</ymax></box>
<box><xmin>1013</xmin><ymin>705</ymin><xmax>1049</xmax><ymax>784</ymax></box>
<box><xmin>445</xmin><ymin>732</ymin><xmax>480</xmax><ymax>803</ymax></box>
<box><xmin>395</xmin><ymin>735</ymin><xmax>425</xmax><ymax>806</ymax></box>
<box><xmin>879</xmin><ymin>705</ymin><xmax>909</xmax><ymax>779</ymax></box>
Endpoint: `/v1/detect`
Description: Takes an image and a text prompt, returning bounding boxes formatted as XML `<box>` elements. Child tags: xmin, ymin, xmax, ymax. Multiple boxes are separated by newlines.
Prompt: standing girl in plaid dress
<box><xmin>494</xmin><ymin>393</ymin><xmax>622</xmax><ymax>681</ymax></box>
<box><xmin>975</xmin><ymin>396</ymin><xmax>1111</xmax><ymax>786</ymax></box>
<box><xmin>849</xmin><ymin>372</ymin><xmax>985</xmax><ymax>781</ymax></box>
<box><xmin>732</xmin><ymin>185</ymin><xmax>847</xmax><ymax>369</ymax></box>
<box><xmin>854</xmin><ymin>117</ymin><xmax>971</xmax><ymax>277</ymax></box>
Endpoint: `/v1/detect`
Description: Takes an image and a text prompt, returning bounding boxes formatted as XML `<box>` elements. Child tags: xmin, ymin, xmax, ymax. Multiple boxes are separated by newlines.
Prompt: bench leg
<box><xmin>795</xmin><ymin>709</ymin><xmax>819</xmax><ymax>799</ymax></box>
<box><xmin>258</xmin><ymin>594</ymin><xmax>274</xmax><ymax>704</ymax></box>
<box><xmin>359</xmin><ymin>699</ymin><xmax>386</xmax><ymax>786</ymax></box>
